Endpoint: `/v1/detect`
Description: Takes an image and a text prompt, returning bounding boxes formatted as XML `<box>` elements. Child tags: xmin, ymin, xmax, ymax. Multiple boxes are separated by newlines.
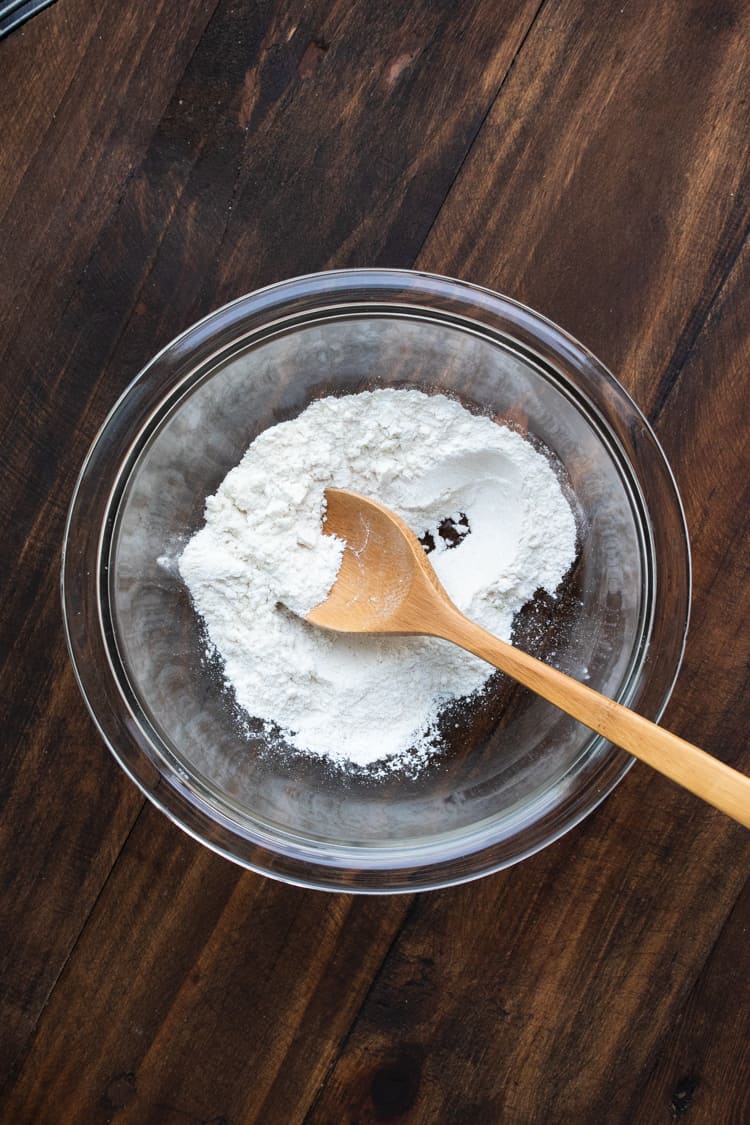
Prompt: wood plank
<box><xmin>0</xmin><ymin>0</ymin><xmax>101</xmax><ymax>223</ymax></box>
<box><xmin>0</xmin><ymin>0</ymin><xmax>220</xmax><ymax>1090</ymax></box>
<box><xmin>615</xmin><ymin>220</ymin><xmax>750</xmax><ymax>1125</ymax></box>
<box><xmin>0</xmin><ymin>647</ymin><xmax>143</xmax><ymax>1086</ymax></box>
<box><xmin>207</xmin><ymin>0</ymin><xmax>545</xmax><ymax>301</ymax></box>
<box><xmin>1</xmin><ymin>802</ymin><xmax>409</xmax><ymax>1124</ymax></box>
<box><xmin>0</xmin><ymin>0</ymin><xmax>542</xmax><ymax>1102</ymax></box>
<box><xmin>302</xmin><ymin>0</ymin><xmax>750</xmax><ymax>1118</ymax></box>
<box><xmin>0</xmin><ymin>0</ymin><xmax>219</xmax><ymax>346</ymax></box>
<box><xmin>419</xmin><ymin>0</ymin><xmax>750</xmax><ymax>419</ymax></box>
<box><xmin>626</xmin><ymin>874</ymin><xmax>750</xmax><ymax>1123</ymax></box>
<box><xmin>304</xmin><ymin>235</ymin><xmax>750</xmax><ymax>1124</ymax></box>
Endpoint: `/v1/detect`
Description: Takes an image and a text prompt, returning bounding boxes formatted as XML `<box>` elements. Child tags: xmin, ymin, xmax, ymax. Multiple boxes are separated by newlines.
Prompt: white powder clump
<box><xmin>179</xmin><ymin>389</ymin><xmax>576</xmax><ymax>771</ymax></box>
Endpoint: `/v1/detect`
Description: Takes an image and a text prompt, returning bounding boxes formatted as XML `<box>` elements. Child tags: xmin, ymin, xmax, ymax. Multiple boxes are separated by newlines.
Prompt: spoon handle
<box><xmin>444</xmin><ymin>611</ymin><xmax>750</xmax><ymax>829</ymax></box>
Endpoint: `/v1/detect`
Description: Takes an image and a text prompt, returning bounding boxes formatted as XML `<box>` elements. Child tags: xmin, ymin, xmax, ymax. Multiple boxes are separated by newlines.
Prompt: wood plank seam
<box><xmin>650</xmin><ymin>213</ymin><xmax>750</xmax><ymax>422</ymax></box>
<box><xmin>206</xmin><ymin>9</ymin><xmax>343</xmax><ymax>279</ymax></box>
<box><xmin>0</xmin><ymin>0</ymin><xmax>161</xmax><ymax>348</ymax></box>
<box><xmin>0</xmin><ymin>0</ymin><xmax>222</xmax><ymax>366</ymax></box>
<box><xmin>601</xmin><ymin>231</ymin><xmax>750</xmax><ymax>1117</ymax></box>
<box><xmin>0</xmin><ymin>798</ymin><xmax>147</xmax><ymax>1101</ymax></box>
<box><xmin>0</xmin><ymin>1</ymin><xmax>225</xmax><ymax>469</ymax></box>
<box><xmin>619</xmin><ymin>866</ymin><xmax>750</xmax><ymax>1121</ymax></box>
<box><xmin>298</xmin><ymin>896</ymin><xmax>420</xmax><ymax>1125</ymax></box>
<box><xmin>0</xmin><ymin>4</ymin><xmax>104</xmax><ymax>229</ymax></box>
<box><xmin>412</xmin><ymin>0</ymin><xmax>548</xmax><ymax>272</ymax></box>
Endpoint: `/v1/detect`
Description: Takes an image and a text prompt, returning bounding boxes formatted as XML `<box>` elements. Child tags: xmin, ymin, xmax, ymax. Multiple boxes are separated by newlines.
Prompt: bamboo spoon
<box><xmin>307</xmin><ymin>488</ymin><xmax>750</xmax><ymax>829</ymax></box>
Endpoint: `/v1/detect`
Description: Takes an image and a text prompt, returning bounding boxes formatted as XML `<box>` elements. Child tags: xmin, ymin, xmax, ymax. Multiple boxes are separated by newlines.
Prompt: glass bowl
<box><xmin>62</xmin><ymin>270</ymin><xmax>690</xmax><ymax>892</ymax></box>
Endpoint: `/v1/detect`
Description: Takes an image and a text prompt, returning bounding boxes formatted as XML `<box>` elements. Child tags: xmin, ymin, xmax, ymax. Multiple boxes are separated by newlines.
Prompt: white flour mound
<box><xmin>179</xmin><ymin>389</ymin><xmax>576</xmax><ymax>772</ymax></box>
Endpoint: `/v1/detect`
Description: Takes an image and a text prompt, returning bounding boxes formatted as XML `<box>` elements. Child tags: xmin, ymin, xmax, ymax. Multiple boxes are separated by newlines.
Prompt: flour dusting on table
<box><xmin>179</xmin><ymin>389</ymin><xmax>576</xmax><ymax>772</ymax></box>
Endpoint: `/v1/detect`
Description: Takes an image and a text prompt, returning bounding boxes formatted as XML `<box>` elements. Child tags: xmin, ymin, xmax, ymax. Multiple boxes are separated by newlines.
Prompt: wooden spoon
<box><xmin>307</xmin><ymin>488</ymin><xmax>750</xmax><ymax>829</ymax></box>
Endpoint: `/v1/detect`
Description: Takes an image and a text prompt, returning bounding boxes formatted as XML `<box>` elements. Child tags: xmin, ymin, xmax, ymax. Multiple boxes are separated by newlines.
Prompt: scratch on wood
<box><xmin>297</xmin><ymin>38</ymin><xmax>328</xmax><ymax>80</ymax></box>
<box><xmin>238</xmin><ymin>67</ymin><xmax>260</xmax><ymax>129</ymax></box>
<box><xmin>385</xmin><ymin>49</ymin><xmax>420</xmax><ymax>89</ymax></box>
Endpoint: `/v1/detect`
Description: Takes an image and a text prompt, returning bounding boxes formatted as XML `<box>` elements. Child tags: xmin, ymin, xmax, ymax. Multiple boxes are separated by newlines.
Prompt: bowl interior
<box><xmin>109</xmin><ymin>312</ymin><xmax>650</xmax><ymax>859</ymax></box>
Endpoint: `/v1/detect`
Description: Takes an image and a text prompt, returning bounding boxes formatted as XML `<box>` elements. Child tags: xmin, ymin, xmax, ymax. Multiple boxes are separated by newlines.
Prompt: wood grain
<box><xmin>1</xmin><ymin>0</ymin><xmax>749</xmax><ymax>1121</ymax></box>
<box><xmin>0</xmin><ymin>801</ymin><xmax>411</xmax><ymax>1123</ymax></box>
<box><xmin>420</xmin><ymin>0</ymin><xmax>750</xmax><ymax>417</ymax></box>
<box><xmin>627</xmin><ymin>874</ymin><xmax>750</xmax><ymax>1123</ymax></box>
<box><xmin>306</xmin><ymin>210</ymin><xmax>750</xmax><ymax>1125</ymax></box>
<box><xmin>0</xmin><ymin>0</ymin><xmax>221</xmax><ymax>1088</ymax></box>
<box><xmin>0</xmin><ymin>0</ymin><xmax>542</xmax><ymax>1104</ymax></box>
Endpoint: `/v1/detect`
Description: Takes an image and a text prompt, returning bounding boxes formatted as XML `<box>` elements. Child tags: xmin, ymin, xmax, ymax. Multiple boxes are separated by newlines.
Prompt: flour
<box><xmin>178</xmin><ymin>389</ymin><xmax>577</xmax><ymax>772</ymax></box>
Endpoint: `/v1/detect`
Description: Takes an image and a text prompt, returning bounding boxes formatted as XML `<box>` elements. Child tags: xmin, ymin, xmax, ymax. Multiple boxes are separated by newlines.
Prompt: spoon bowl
<box><xmin>307</xmin><ymin>489</ymin><xmax>448</xmax><ymax>636</ymax></box>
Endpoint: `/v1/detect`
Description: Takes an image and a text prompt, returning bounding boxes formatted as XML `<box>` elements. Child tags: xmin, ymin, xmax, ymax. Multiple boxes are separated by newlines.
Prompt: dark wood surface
<box><xmin>1</xmin><ymin>1</ymin><xmax>749</xmax><ymax>1121</ymax></box>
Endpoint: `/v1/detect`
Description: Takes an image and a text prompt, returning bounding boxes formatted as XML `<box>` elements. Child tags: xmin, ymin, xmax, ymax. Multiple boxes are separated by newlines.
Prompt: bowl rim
<box><xmin>62</xmin><ymin>267</ymin><xmax>691</xmax><ymax>893</ymax></box>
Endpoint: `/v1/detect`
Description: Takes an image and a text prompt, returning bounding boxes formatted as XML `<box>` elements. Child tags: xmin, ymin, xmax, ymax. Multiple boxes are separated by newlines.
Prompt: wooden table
<box><xmin>2</xmin><ymin>2</ymin><xmax>749</xmax><ymax>1121</ymax></box>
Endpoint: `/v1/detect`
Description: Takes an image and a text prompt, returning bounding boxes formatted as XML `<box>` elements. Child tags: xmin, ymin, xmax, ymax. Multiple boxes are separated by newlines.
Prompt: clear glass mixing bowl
<box><xmin>62</xmin><ymin>270</ymin><xmax>690</xmax><ymax>892</ymax></box>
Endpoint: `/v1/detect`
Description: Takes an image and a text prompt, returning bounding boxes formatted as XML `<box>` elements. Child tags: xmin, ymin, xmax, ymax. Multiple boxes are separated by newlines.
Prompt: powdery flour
<box><xmin>179</xmin><ymin>389</ymin><xmax>576</xmax><ymax>772</ymax></box>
